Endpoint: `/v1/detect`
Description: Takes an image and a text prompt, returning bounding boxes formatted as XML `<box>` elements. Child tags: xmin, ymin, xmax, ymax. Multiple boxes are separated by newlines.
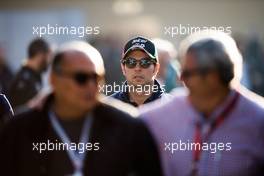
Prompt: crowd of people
<box><xmin>0</xmin><ymin>30</ymin><xmax>264</xmax><ymax>176</ymax></box>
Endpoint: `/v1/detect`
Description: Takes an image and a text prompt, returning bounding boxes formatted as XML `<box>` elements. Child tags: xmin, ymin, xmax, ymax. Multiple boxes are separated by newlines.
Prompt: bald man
<box><xmin>0</xmin><ymin>41</ymin><xmax>163</xmax><ymax>176</ymax></box>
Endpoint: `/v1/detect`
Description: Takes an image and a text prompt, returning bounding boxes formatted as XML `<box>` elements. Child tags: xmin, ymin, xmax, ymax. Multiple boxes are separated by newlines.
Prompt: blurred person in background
<box><xmin>111</xmin><ymin>36</ymin><xmax>170</xmax><ymax>107</ymax></box>
<box><xmin>233</xmin><ymin>34</ymin><xmax>264</xmax><ymax>97</ymax></box>
<box><xmin>0</xmin><ymin>44</ymin><xmax>14</xmax><ymax>95</ymax></box>
<box><xmin>90</xmin><ymin>35</ymin><xmax>124</xmax><ymax>88</ymax></box>
<box><xmin>152</xmin><ymin>38</ymin><xmax>182</xmax><ymax>92</ymax></box>
<box><xmin>0</xmin><ymin>41</ymin><xmax>163</xmax><ymax>176</ymax></box>
<box><xmin>8</xmin><ymin>38</ymin><xmax>51</xmax><ymax>111</ymax></box>
<box><xmin>243</xmin><ymin>36</ymin><xmax>264</xmax><ymax>96</ymax></box>
<box><xmin>140</xmin><ymin>31</ymin><xmax>264</xmax><ymax>176</ymax></box>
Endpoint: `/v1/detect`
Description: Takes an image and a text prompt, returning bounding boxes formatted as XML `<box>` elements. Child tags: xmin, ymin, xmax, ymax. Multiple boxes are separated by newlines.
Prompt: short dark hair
<box><xmin>28</xmin><ymin>38</ymin><xmax>50</xmax><ymax>58</ymax></box>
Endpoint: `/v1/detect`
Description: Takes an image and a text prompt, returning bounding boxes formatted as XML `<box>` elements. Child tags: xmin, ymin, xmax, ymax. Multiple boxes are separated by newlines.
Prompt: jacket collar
<box><xmin>119</xmin><ymin>79</ymin><xmax>164</xmax><ymax>107</ymax></box>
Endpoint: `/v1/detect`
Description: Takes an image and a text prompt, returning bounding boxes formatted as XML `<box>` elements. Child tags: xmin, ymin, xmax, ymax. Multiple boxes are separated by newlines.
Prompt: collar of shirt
<box><xmin>119</xmin><ymin>79</ymin><xmax>164</xmax><ymax>107</ymax></box>
<box><xmin>191</xmin><ymin>89</ymin><xmax>237</xmax><ymax>129</ymax></box>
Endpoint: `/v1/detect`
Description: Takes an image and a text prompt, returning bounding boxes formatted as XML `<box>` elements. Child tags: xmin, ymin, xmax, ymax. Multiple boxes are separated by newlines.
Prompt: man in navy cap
<box><xmin>111</xmin><ymin>36</ymin><xmax>170</xmax><ymax>107</ymax></box>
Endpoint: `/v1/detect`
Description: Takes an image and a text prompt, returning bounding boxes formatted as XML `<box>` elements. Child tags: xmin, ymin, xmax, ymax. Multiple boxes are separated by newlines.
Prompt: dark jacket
<box><xmin>111</xmin><ymin>80</ymin><xmax>168</xmax><ymax>107</ymax></box>
<box><xmin>0</xmin><ymin>94</ymin><xmax>13</xmax><ymax>117</ymax></box>
<box><xmin>0</xmin><ymin>63</ymin><xmax>14</xmax><ymax>94</ymax></box>
<box><xmin>0</xmin><ymin>94</ymin><xmax>13</xmax><ymax>130</ymax></box>
<box><xmin>8</xmin><ymin>65</ymin><xmax>42</xmax><ymax>109</ymax></box>
<box><xmin>0</xmin><ymin>95</ymin><xmax>163</xmax><ymax>176</ymax></box>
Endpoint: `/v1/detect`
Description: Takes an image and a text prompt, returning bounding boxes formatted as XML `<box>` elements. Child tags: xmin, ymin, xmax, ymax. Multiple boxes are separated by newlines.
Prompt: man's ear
<box><xmin>154</xmin><ymin>63</ymin><xmax>160</xmax><ymax>75</ymax></box>
<box><xmin>121</xmin><ymin>63</ymin><xmax>126</xmax><ymax>76</ymax></box>
<box><xmin>49</xmin><ymin>71</ymin><xmax>56</xmax><ymax>87</ymax></box>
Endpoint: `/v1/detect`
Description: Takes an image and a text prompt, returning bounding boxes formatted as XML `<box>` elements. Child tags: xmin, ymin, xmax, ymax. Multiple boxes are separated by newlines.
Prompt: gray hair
<box><xmin>179</xmin><ymin>30</ymin><xmax>243</xmax><ymax>86</ymax></box>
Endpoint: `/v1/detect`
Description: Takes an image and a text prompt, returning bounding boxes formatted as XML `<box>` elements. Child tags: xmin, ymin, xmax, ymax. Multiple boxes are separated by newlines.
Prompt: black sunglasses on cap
<box><xmin>57</xmin><ymin>71</ymin><xmax>99</xmax><ymax>86</ymax></box>
<box><xmin>121</xmin><ymin>57</ymin><xmax>156</xmax><ymax>69</ymax></box>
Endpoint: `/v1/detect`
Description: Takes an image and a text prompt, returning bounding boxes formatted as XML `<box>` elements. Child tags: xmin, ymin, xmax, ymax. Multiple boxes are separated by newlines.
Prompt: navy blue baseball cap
<box><xmin>122</xmin><ymin>36</ymin><xmax>158</xmax><ymax>62</ymax></box>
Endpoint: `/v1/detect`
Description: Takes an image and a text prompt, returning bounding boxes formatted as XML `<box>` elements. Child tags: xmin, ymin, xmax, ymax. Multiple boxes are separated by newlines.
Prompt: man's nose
<box><xmin>134</xmin><ymin>63</ymin><xmax>142</xmax><ymax>71</ymax></box>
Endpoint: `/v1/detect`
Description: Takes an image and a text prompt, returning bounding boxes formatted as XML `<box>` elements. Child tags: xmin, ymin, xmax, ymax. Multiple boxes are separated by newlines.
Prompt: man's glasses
<box><xmin>121</xmin><ymin>57</ymin><xmax>156</xmax><ymax>69</ymax></box>
<box><xmin>57</xmin><ymin>70</ymin><xmax>99</xmax><ymax>86</ymax></box>
<box><xmin>181</xmin><ymin>68</ymin><xmax>212</xmax><ymax>79</ymax></box>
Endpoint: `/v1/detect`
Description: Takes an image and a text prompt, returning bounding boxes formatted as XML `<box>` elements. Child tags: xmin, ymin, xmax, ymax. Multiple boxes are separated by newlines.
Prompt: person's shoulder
<box><xmin>236</xmin><ymin>87</ymin><xmax>264</xmax><ymax>127</ymax></box>
<box><xmin>2</xmin><ymin>108</ymin><xmax>45</xmax><ymax>133</ymax></box>
<box><xmin>160</xmin><ymin>92</ymin><xmax>172</xmax><ymax>99</ymax></box>
<box><xmin>140</xmin><ymin>91</ymin><xmax>187</xmax><ymax>120</ymax></box>
<box><xmin>170</xmin><ymin>86</ymin><xmax>189</xmax><ymax>96</ymax></box>
<box><xmin>15</xmin><ymin>108</ymin><xmax>43</xmax><ymax>123</ymax></box>
<box><xmin>236</xmin><ymin>87</ymin><xmax>264</xmax><ymax>139</ymax></box>
<box><xmin>95</xmin><ymin>96</ymin><xmax>149</xmax><ymax>131</ymax></box>
<box><xmin>0</xmin><ymin>108</ymin><xmax>48</xmax><ymax>152</ymax></box>
<box><xmin>16</xmin><ymin>66</ymin><xmax>33</xmax><ymax>80</ymax></box>
<box><xmin>9</xmin><ymin>67</ymin><xmax>31</xmax><ymax>87</ymax></box>
<box><xmin>97</xmin><ymin>95</ymin><xmax>139</xmax><ymax>120</ymax></box>
<box><xmin>238</xmin><ymin>86</ymin><xmax>264</xmax><ymax>111</ymax></box>
<box><xmin>110</xmin><ymin>91</ymin><xmax>123</xmax><ymax>99</ymax></box>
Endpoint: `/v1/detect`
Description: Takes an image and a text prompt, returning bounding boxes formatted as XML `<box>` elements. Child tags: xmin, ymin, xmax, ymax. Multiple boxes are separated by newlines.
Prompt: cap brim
<box><xmin>123</xmin><ymin>46</ymin><xmax>156</xmax><ymax>60</ymax></box>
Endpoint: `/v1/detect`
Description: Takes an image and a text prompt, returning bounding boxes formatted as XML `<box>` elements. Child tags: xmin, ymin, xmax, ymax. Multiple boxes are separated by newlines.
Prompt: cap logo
<box><xmin>123</xmin><ymin>36</ymin><xmax>157</xmax><ymax>60</ymax></box>
<box><xmin>133</xmin><ymin>43</ymin><xmax>145</xmax><ymax>48</ymax></box>
<box><xmin>132</xmin><ymin>38</ymin><xmax>147</xmax><ymax>44</ymax></box>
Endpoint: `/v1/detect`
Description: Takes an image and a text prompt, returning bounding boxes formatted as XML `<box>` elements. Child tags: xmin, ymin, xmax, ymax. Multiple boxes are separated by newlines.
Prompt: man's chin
<box><xmin>79</xmin><ymin>101</ymin><xmax>96</xmax><ymax>111</ymax></box>
<box><xmin>131</xmin><ymin>79</ymin><xmax>145</xmax><ymax>85</ymax></box>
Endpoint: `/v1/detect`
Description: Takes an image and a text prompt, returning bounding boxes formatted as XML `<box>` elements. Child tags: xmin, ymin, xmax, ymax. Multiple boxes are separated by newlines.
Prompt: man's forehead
<box><xmin>62</xmin><ymin>51</ymin><xmax>95</xmax><ymax>69</ymax></box>
<box><xmin>127</xmin><ymin>49</ymin><xmax>148</xmax><ymax>57</ymax></box>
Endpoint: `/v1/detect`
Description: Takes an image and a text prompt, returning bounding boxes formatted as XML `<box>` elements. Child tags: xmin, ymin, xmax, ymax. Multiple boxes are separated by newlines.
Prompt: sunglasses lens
<box><xmin>74</xmin><ymin>73</ymin><xmax>97</xmax><ymax>85</ymax></box>
<box><xmin>123</xmin><ymin>57</ymin><xmax>154</xmax><ymax>69</ymax></box>
<box><xmin>140</xmin><ymin>59</ymin><xmax>152</xmax><ymax>68</ymax></box>
<box><xmin>181</xmin><ymin>68</ymin><xmax>211</xmax><ymax>79</ymax></box>
<box><xmin>125</xmin><ymin>58</ymin><xmax>137</xmax><ymax>68</ymax></box>
<box><xmin>74</xmin><ymin>73</ymin><xmax>87</xmax><ymax>85</ymax></box>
